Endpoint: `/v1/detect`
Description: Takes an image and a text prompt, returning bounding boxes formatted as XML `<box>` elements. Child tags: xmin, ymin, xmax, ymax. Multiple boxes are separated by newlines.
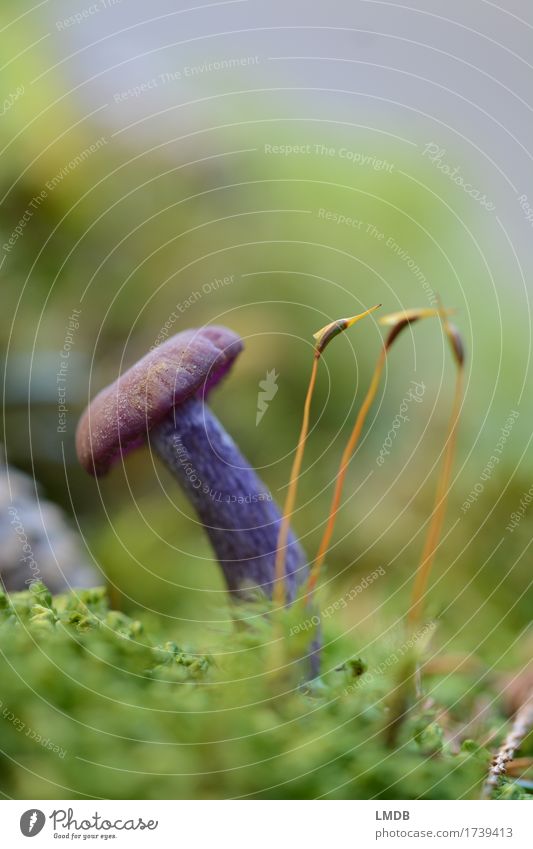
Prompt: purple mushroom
<box><xmin>76</xmin><ymin>326</ymin><xmax>309</xmax><ymax>604</ymax></box>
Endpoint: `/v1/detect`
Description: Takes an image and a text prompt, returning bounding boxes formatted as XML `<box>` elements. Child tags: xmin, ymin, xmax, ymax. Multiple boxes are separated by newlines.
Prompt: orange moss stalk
<box><xmin>273</xmin><ymin>306</ymin><xmax>381</xmax><ymax>606</ymax></box>
<box><xmin>305</xmin><ymin>346</ymin><xmax>386</xmax><ymax>602</ymax></box>
<box><xmin>407</xmin><ymin>312</ymin><xmax>465</xmax><ymax>631</ymax></box>
<box><xmin>306</xmin><ymin>307</ymin><xmax>453</xmax><ymax>602</ymax></box>
<box><xmin>384</xmin><ymin>308</ymin><xmax>464</xmax><ymax>745</ymax></box>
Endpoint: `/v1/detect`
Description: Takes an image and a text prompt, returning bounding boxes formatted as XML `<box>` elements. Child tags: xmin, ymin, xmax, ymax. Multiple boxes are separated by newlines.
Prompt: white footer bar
<box><xmin>2</xmin><ymin>800</ymin><xmax>530</xmax><ymax>848</ymax></box>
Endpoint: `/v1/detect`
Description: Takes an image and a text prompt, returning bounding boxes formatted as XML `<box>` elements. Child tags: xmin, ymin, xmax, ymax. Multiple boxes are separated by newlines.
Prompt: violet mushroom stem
<box><xmin>76</xmin><ymin>326</ymin><xmax>308</xmax><ymax>604</ymax></box>
<box><xmin>149</xmin><ymin>398</ymin><xmax>307</xmax><ymax>600</ymax></box>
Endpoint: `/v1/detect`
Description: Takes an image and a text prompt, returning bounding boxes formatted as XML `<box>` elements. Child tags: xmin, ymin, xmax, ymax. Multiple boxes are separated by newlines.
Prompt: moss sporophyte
<box><xmin>273</xmin><ymin>305</ymin><xmax>382</xmax><ymax>607</ymax></box>
<box><xmin>384</xmin><ymin>305</ymin><xmax>466</xmax><ymax>744</ymax></box>
<box><xmin>306</xmin><ymin>307</ymin><xmax>456</xmax><ymax>603</ymax></box>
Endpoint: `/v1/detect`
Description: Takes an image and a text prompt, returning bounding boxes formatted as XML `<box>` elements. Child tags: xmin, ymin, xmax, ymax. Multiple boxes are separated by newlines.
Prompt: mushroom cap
<box><xmin>76</xmin><ymin>326</ymin><xmax>243</xmax><ymax>476</ymax></box>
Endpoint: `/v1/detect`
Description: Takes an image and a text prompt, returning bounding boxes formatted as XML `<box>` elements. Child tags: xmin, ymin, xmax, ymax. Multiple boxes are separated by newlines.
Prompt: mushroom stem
<box><xmin>150</xmin><ymin>397</ymin><xmax>308</xmax><ymax>602</ymax></box>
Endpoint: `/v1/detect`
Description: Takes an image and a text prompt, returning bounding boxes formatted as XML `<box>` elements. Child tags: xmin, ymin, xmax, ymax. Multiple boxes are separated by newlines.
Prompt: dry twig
<box><xmin>483</xmin><ymin>690</ymin><xmax>533</xmax><ymax>798</ymax></box>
